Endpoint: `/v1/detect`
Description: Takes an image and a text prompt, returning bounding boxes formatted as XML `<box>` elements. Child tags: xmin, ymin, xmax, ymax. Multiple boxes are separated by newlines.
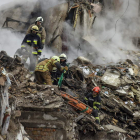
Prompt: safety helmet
<box><xmin>92</xmin><ymin>87</ymin><xmax>100</xmax><ymax>94</ymax></box>
<box><xmin>59</xmin><ymin>53</ymin><xmax>67</xmax><ymax>60</ymax></box>
<box><xmin>31</xmin><ymin>25</ymin><xmax>39</xmax><ymax>32</ymax></box>
<box><xmin>36</xmin><ymin>16</ymin><xmax>43</xmax><ymax>23</ymax></box>
<box><xmin>51</xmin><ymin>56</ymin><xmax>60</xmax><ymax>62</ymax></box>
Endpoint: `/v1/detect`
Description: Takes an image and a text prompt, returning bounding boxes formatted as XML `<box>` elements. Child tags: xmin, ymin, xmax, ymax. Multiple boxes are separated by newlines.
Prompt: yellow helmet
<box><xmin>59</xmin><ymin>53</ymin><xmax>67</xmax><ymax>60</ymax></box>
<box><xmin>51</xmin><ymin>56</ymin><xmax>60</xmax><ymax>62</ymax></box>
<box><xmin>31</xmin><ymin>25</ymin><xmax>39</xmax><ymax>32</ymax></box>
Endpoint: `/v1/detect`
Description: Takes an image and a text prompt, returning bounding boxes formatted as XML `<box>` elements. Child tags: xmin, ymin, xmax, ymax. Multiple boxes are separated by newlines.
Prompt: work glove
<box><xmin>61</xmin><ymin>66</ymin><xmax>68</xmax><ymax>72</ymax></box>
<box><xmin>64</xmin><ymin>66</ymin><xmax>68</xmax><ymax>71</ymax></box>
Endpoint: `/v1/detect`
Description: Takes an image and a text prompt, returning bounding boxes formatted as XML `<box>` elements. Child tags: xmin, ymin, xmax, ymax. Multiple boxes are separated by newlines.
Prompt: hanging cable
<box><xmin>104</xmin><ymin>0</ymin><xmax>130</xmax><ymax>42</ymax></box>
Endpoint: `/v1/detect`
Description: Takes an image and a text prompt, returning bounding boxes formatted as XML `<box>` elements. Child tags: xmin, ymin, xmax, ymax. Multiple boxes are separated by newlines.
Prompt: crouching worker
<box><xmin>35</xmin><ymin>56</ymin><xmax>68</xmax><ymax>85</ymax></box>
<box><xmin>51</xmin><ymin>53</ymin><xmax>71</xmax><ymax>85</ymax></box>
<box><xmin>20</xmin><ymin>25</ymin><xmax>42</xmax><ymax>73</ymax></box>
<box><xmin>84</xmin><ymin>86</ymin><xmax>101</xmax><ymax>124</ymax></box>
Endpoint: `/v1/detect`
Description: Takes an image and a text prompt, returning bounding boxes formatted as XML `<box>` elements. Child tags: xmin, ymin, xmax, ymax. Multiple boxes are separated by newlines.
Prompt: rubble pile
<box><xmin>72</xmin><ymin>56</ymin><xmax>140</xmax><ymax>139</ymax></box>
<box><xmin>0</xmin><ymin>51</ymin><xmax>140</xmax><ymax>139</ymax></box>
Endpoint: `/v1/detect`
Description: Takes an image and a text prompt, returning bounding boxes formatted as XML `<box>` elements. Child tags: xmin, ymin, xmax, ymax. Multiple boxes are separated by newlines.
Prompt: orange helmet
<box><xmin>92</xmin><ymin>86</ymin><xmax>100</xmax><ymax>94</ymax></box>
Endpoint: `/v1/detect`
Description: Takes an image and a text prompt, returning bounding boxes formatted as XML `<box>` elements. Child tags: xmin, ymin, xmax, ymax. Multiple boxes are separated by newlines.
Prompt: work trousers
<box><xmin>92</xmin><ymin>109</ymin><xmax>100</xmax><ymax>124</ymax></box>
<box><xmin>14</xmin><ymin>48</ymin><xmax>23</xmax><ymax>56</ymax></box>
<box><xmin>35</xmin><ymin>71</ymin><xmax>52</xmax><ymax>85</ymax></box>
<box><xmin>21</xmin><ymin>47</ymin><xmax>38</xmax><ymax>72</ymax></box>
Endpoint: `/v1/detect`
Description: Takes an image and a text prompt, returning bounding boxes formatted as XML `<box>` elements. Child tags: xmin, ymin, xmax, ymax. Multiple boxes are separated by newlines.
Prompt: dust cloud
<box><xmin>0</xmin><ymin>0</ymin><xmax>64</xmax><ymax>59</ymax></box>
<box><xmin>0</xmin><ymin>0</ymin><xmax>38</xmax><ymax>57</ymax></box>
<box><xmin>0</xmin><ymin>0</ymin><xmax>139</xmax><ymax>64</ymax></box>
<box><xmin>90</xmin><ymin>0</ymin><xmax>140</xmax><ymax>64</ymax></box>
<box><xmin>65</xmin><ymin>0</ymin><xmax>140</xmax><ymax>64</ymax></box>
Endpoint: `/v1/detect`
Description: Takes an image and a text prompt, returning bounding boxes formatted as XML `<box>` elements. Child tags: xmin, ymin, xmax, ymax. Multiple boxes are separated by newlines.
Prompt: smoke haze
<box><xmin>88</xmin><ymin>0</ymin><xmax>140</xmax><ymax>64</ymax></box>
<box><xmin>65</xmin><ymin>0</ymin><xmax>140</xmax><ymax>64</ymax></box>
<box><xmin>0</xmin><ymin>0</ymin><xmax>140</xmax><ymax>64</ymax></box>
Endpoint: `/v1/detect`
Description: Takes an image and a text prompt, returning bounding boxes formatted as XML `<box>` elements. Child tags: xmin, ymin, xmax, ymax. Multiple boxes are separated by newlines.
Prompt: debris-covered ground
<box><xmin>0</xmin><ymin>50</ymin><xmax>140</xmax><ymax>140</ymax></box>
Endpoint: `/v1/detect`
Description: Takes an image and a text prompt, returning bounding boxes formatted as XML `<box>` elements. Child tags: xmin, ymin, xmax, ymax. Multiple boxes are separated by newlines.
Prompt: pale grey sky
<box><xmin>0</xmin><ymin>0</ymin><xmax>14</xmax><ymax>6</ymax></box>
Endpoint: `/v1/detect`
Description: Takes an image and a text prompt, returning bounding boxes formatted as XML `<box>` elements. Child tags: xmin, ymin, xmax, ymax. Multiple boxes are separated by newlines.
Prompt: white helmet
<box><xmin>36</xmin><ymin>16</ymin><xmax>43</xmax><ymax>23</ymax></box>
<box><xmin>59</xmin><ymin>53</ymin><xmax>67</xmax><ymax>60</ymax></box>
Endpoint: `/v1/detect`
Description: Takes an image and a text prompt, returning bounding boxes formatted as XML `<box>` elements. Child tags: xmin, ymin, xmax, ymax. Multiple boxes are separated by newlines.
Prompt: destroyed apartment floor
<box><xmin>1</xmin><ymin>51</ymin><xmax>140</xmax><ymax>140</ymax></box>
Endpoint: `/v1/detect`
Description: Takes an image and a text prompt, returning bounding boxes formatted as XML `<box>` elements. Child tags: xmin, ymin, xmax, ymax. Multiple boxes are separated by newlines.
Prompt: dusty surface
<box><xmin>0</xmin><ymin>51</ymin><xmax>140</xmax><ymax>139</ymax></box>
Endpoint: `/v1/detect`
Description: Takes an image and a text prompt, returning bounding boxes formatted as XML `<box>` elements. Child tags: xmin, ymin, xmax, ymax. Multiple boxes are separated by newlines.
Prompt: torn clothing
<box><xmin>26</xmin><ymin>24</ymin><xmax>46</xmax><ymax>46</ymax></box>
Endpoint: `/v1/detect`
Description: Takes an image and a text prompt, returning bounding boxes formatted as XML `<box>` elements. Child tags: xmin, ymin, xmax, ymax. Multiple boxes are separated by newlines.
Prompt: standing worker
<box><xmin>21</xmin><ymin>25</ymin><xmax>42</xmax><ymax>73</ymax></box>
<box><xmin>35</xmin><ymin>56</ymin><xmax>68</xmax><ymax>85</ymax></box>
<box><xmin>84</xmin><ymin>86</ymin><xmax>101</xmax><ymax>124</ymax></box>
<box><xmin>27</xmin><ymin>16</ymin><xmax>46</xmax><ymax>49</ymax></box>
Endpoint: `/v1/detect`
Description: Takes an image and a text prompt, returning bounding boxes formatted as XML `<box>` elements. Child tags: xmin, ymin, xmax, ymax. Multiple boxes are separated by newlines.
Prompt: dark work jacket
<box><xmin>52</xmin><ymin>60</ymin><xmax>71</xmax><ymax>79</ymax></box>
<box><xmin>84</xmin><ymin>93</ymin><xmax>101</xmax><ymax>110</ymax></box>
<box><xmin>21</xmin><ymin>33</ymin><xmax>42</xmax><ymax>55</ymax></box>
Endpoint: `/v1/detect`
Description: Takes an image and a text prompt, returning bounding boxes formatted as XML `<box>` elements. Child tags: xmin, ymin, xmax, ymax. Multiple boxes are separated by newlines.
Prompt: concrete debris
<box><xmin>0</xmin><ymin>51</ymin><xmax>140</xmax><ymax>139</ymax></box>
<box><xmin>73</xmin><ymin>56</ymin><xmax>92</xmax><ymax>66</ymax></box>
<box><xmin>104</xmin><ymin>125</ymin><xmax>127</xmax><ymax>133</ymax></box>
<box><xmin>101</xmin><ymin>69</ymin><xmax>121</xmax><ymax>89</ymax></box>
<box><xmin>116</xmin><ymin>89</ymin><xmax>127</xmax><ymax>96</ymax></box>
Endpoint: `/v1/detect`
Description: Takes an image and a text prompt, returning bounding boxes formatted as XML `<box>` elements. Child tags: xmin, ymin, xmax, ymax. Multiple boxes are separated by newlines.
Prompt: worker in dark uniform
<box><xmin>84</xmin><ymin>86</ymin><xmax>101</xmax><ymax>124</ymax></box>
<box><xmin>21</xmin><ymin>25</ymin><xmax>42</xmax><ymax>73</ymax></box>
<box><xmin>27</xmin><ymin>16</ymin><xmax>46</xmax><ymax>49</ymax></box>
<box><xmin>51</xmin><ymin>53</ymin><xmax>71</xmax><ymax>85</ymax></box>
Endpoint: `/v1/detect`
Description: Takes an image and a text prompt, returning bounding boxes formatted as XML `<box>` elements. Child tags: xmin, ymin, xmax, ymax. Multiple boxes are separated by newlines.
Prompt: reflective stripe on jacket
<box><xmin>21</xmin><ymin>34</ymin><xmax>42</xmax><ymax>55</ymax></box>
<box><xmin>84</xmin><ymin>93</ymin><xmax>101</xmax><ymax>110</ymax></box>
<box><xmin>26</xmin><ymin>24</ymin><xmax>46</xmax><ymax>45</ymax></box>
<box><xmin>35</xmin><ymin>59</ymin><xmax>57</xmax><ymax>72</ymax></box>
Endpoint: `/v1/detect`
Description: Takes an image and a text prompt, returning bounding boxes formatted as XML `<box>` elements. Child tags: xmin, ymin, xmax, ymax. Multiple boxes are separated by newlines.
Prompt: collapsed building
<box><xmin>0</xmin><ymin>0</ymin><xmax>140</xmax><ymax>140</ymax></box>
<box><xmin>1</xmin><ymin>0</ymin><xmax>102</xmax><ymax>53</ymax></box>
<box><xmin>0</xmin><ymin>50</ymin><xmax>140</xmax><ymax>140</ymax></box>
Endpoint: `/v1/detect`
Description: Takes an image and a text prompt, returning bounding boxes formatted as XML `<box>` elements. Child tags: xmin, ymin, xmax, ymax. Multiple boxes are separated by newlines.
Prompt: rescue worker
<box><xmin>27</xmin><ymin>16</ymin><xmax>46</xmax><ymax>49</ymax></box>
<box><xmin>84</xmin><ymin>86</ymin><xmax>101</xmax><ymax>124</ymax></box>
<box><xmin>35</xmin><ymin>56</ymin><xmax>68</xmax><ymax>85</ymax></box>
<box><xmin>51</xmin><ymin>53</ymin><xmax>71</xmax><ymax>85</ymax></box>
<box><xmin>21</xmin><ymin>25</ymin><xmax>42</xmax><ymax>73</ymax></box>
<box><xmin>59</xmin><ymin>53</ymin><xmax>68</xmax><ymax>67</ymax></box>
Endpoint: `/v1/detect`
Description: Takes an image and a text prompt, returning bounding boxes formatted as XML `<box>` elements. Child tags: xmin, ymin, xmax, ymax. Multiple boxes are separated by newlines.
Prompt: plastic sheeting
<box><xmin>0</xmin><ymin>68</ymin><xmax>11</xmax><ymax>135</ymax></box>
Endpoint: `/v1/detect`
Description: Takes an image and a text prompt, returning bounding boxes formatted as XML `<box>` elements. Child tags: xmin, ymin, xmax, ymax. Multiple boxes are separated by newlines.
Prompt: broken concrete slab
<box><xmin>116</xmin><ymin>89</ymin><xmax>128</xmax><ymax>96</ymax></box>
<box><xmin>104</xmin><ymin>125</ymin><xmax>127</xmax><ymax>133</ymax></box>
<box><xmin>120</xmin><ymin>102</ymin><xmax>133</xmax><ymax>116</ymax></box>
<box><xmin>133</xmin><ymin>111</ymin><xmax>140</xmax><ymax>119</ymax></box>
<box><xmin>101</xmin><ymin>69</ymin><xmax>121</xmax><ymax>89</ymax></box>
<box><xmin>72</xmin><ymin>56</ymin><xmax>92</xmax><ymax>66</ymax></box>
